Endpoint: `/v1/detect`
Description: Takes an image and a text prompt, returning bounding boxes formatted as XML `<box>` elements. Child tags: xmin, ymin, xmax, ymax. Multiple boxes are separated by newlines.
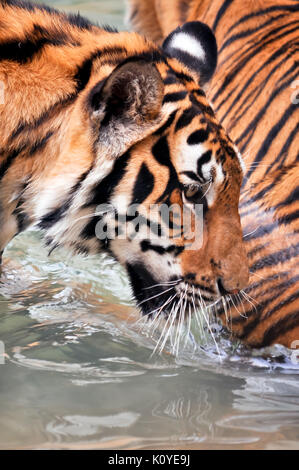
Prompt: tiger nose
<box><xmin>217</xmin><ymin>278</ymin><xmax>240</xmax><ymax>296</ymax></box>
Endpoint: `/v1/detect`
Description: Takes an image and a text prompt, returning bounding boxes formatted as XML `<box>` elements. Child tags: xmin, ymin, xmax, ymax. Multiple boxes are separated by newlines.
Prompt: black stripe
<box><xmin>38</xmin><ymin>166</ymin><xmax>93</xmax><ymax>230</ymax></box>
<box><xmin>219</xmin><ymin>13</ymin><xmax>288</xmax><ymax>53</ymax></box>
<box><xmin>213</xmin><ymin>22</ymin><xmax>299</xmax><ymax>103</ymax></box>
<box><xmin>13</xmin><ymin>204</ymin><xmax>30</xmax><ymax>233</ymax></box>
<box><xmin>263</xmin><ymin>281</ymin><xmax>299</xmax><ymax>320</ymax></box>
<box><xmin>259</xmin><ymin>310</ymin><xmax>299</xmax><ymax>347</ymax></box>
<box><xmin>243</xmin><ymin>102</ymin><xmax>298</xmax><ymax>183</ymax></box>
<box><xmin>276</xmin><ymin>185</ymin><xmax>299</xmax><ymax>209</ymax></box>
<box><xmin>154</xmin><ymin>110</ymin><xmax>177</xmax><ymax>135</ymax></box>
<box><xmin>175</xmin><ymin>107</ymin><xmax>201</xmax><ymax>132</ymax></box>
<box><xmin>0</xmin><ymin>36</ymin><xmax>66</xmax><ymax>63</ymax></box>
<box><xmin>152</xmin><ymin>136</ymin><xmax>180</xmax><ymax>204</ymax></box>
<box><xmin>163</xmin><ymin>91</ymin><xmax>187</xmax><ymax>103</ymax></box>
<box><xmin>240</xmin><ymin>170</ymin><xmax>286</xmax><ymax>208</ymax></box>
<box><xmin>126</xmin><ymin>262</ymin><xmax>159</xmax><ymax>307</ymax></box>
<box><xmin>238</xmin><ymin>53</ymin><xmax>298</xmax><ymax>132</ymax></box>
<box><xmin>81</xmin><ymin>151</ymin><xmax>130</xmax><ymax>239</ymax></box>
<box><xmin>140</xmin><ymin>240</ymin><xmax>184</xmax><ymax>256</ymax></box>
<box><xmin>235</xmin><ymin>277</ymin><xmax>299</xmax><ymax>342</ymax></box>
<box><xmin>197</xmin><ymin>151</ymin><xmax>212</xmax><ymax>181</ymax></box>
<box><xmin>180</xmin><ymin>171</ymin><xmax>202</xmax><ymax>183</ymax></box>
<box><xmin>0</xmin><ymin>21</ymin><xmax>71</xmax><ymax>64</ymax></box>
<box><xmin>218</xmin><ymin>40</ymin><xmax>295</xmax><ymax>118</ymax></box>
<box><xmin>246</xmin><ymin>272</ymin><xmax>290</xmax><ymax>293</ymax></box>
<box><xmin>236</xmin><ymin>68</ymin><xmax>298</xmax><ymax>160</ymax></box>
<box><xmin>172</xmin><ymin>71</ymin><xmax>194</xmax><ymax>83</ymax></box>
<box><xmin>67</xmin><ymin>13</ymin><xmax>95</xmax><ymax>31</ymax></box>
<box><xmin>152</xmin><ymin>136</ymin><xmax>170</xmax><ymax>166</ymax></box>
<box><xmin>118</xmin><ymin>212</ymin><xmax>163</xmax><ymax>238</ymax></box>
<box><xmin>2</xmin><ymin>0</ymin><xmax>52</xmax><ymax>12</ymax></box>
<box><xmin>164</xmin><ymin>74</ymin><xmax>179</xmax><ymax>85</ymax></box>
<box><xmin>231</xmin><ymin>273</ymin><xmax>298</xmax><ymax>321</ymax></box>
<box><xmin>187</xmin><ymin>129</ymin><xmax>209</xmax><ymax>145</ymax></box>
<box><xmin>190</xmin><ymin>93</ymin><xmax>215</xmax><ymax>117</ymax></box>
<box><xmin>229</xmin><ymin>51</ymin><xmax>297</xmax><ymax>133</ymax></box>
<box><xmin>250</xmin><ymin>242</ymin><xmax>299</xmax><ymax>273</ymax></box>
<box><xmin>244</xmin><ymin>210</ymin><xmax>299</xmax><ymax>241</ymax></box>
<box><xmin>28</xmin><ymin>131</ymin><xmax>54</xmax><ymax>155</ymax></box>
<box><xmin>212</xmin><ymin>0</ymin><xmax>235</xmax><ymax>31</ymax></box>
<box><xmin>0</xmin><ymin>130</ymin><xmax>52</xmax><ymax>181</ymax></box>
<box><xmin>277</xmin><ymin>209</ymin><xmax>299</xmax><ymax>226</ymax></box>
<box><xmin>11</xmin><ymin>181</ymin><xmax>31</xmax><ymax>233</ymax></box>
<box><xmin>75</xmin><ymin>46</ymin><xmax>126</xmax><ymax>92</ymax></box>
<box><xmin>8</xmin><ymin>46</ymin><xmax>126</xmax><ymax>144</ymax></box>
<box><xmin>131</xmin><ymin>163</ymin><xmax>154</xmax><ymax>205</ymax></box>
<box><xmin>274</xmin><ymin>121</ymin><xmax>299</xmax><ymax>169</ymax></box>
<box><xmin>2</xmin><ymin>0</ymin><xmax>98</xmax><ymax>30</ymax></box>
<box><xmin>246</xmin><ymin>241</ymin><xmax>270</xmax><ymax>260</ymax></box>
<box><xmin>227</xmin><ymin>5</ymin><xmax>299</xmax><ymax>35</ymax></box>
<box><xmin>84</xmin><ymin>151</ymin><xmax>130</xmax><ymax>209</ymax></box>
<box><xmin>0</xmin><ymin>145</ymin><xmax>25</xmax><ymax>181</ymax></box>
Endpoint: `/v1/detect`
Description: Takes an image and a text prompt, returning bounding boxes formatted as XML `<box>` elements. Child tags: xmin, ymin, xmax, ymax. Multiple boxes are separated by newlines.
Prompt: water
<box><xmin>0</xmin><ymin>0</ymin><xmax>299</xmax><ymax>450</ymax></box>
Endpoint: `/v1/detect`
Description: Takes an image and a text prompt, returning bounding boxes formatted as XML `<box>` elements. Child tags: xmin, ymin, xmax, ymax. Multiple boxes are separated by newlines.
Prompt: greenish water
<box><xmin>50</xmin><ymin>0</ymin><xmax>127</xmax><ymax>29</ymax></box>
<box><xmin>0</xmin><ymin>0</ymin><xmax>299</xmax><ymax>450</ymax></box>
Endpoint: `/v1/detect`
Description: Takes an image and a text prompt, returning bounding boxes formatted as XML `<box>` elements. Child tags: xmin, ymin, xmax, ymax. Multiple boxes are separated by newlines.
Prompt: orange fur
<box><xmin>128</xmin><ymin>0</ymin><xmax>299</xmax><ymax>348</ymax></box>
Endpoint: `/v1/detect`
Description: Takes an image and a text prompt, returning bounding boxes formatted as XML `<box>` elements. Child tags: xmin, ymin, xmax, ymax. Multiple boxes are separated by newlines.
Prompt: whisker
<box><xmin>152</xmin><ymin>300</ymin><xmax>177</xmax><ymax>356</ymax></box>
<box><xmin>191</xmin><ymin>286</ymin><xmax>205</xmax><ymax>339</ymax></box>
<box><xmin>148</xmin><ymin>311</ymin><xmax>164</xmax><ymax>337</ymax></box>
<box><xmin>221</xmin><ymin>296</ymin><xmax>231</xmax><ymax>330</ymax></box>
<box><xmin>70</xmin><ymin>207</ymin><xmax>115</xmax><ymax>225</ymax></box>
<box><xmin>195</xmin><ymin>287</ymin><xmax>220</xmax><ymax>357</ymax></box>
<box><xmin>249</xmin><ymin>271</ymin><xmax>267</xmax><ymax>281</ymax></box>
<box><xmin>244</xmin><ymin>226</ymin><xmax>260</xmax><ymax>238</ymax></box>
<box><xmin>236</xmin><ymin>292</ymin><xmax>248</xmax><ymax>318</ymax></box>
<box><xmin>241</xmin><ymin>289</ymin><xmax>259</xmax><ymax>306</ymax></box>
<box><xmin>164</xmin><ymin>298</ymin><xmax>182</xmax><ymax>355</ymax></box>
<box><xmin>142</xmin><ymin>279</ymin><xmax>182</xmax><ymax>290</ymax></box>
<box><xmin>201</xmin><ymin>180</ymin><xmax>213</xmax><ymax>199</ymax></box>
<box><xmin>150</xmin><ymin>294</ymin><xmax>177</xmax><ymax>336</ymax></box>
<box><xmin>137</xmin><ymin>286</ymin><xmax>175</xmax><ymax>307</ymax></box>
<box><xmin>228</xmin><ymin>294</ymin><xmax>247</xmax><ymax>318</ymax></box>
<box><xmin>174</xmin><ymin>287</ymin><xmax>188</xmax><ymax>356</ymax></box>
<box><xmin>241</xmin><ymin>290</ymin><xmax>258</xmax><ymax>312</ymax></box>
<box><xmin>183</xmin><ymin>303</ymin><xmax>192</xmax><ymax>349</ymax></box>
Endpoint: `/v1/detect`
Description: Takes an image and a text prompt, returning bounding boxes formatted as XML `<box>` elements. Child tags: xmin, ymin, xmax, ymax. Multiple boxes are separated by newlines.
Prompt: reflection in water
<box><xmin>0</xmin><ymin>0</ymin><xmax>299</xmax><ymax>450</ymax></box>
<box><xmin>1</xmin><ymin>283</ymin><xmax>298</xmax><ymax>450</ymax></box>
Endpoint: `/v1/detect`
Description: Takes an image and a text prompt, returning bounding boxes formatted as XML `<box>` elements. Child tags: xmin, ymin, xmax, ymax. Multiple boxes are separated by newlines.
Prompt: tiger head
<box><xmin>53</xmin><ymin>22</ymin><xmax>249</xmax><ymax>318</ymax></box>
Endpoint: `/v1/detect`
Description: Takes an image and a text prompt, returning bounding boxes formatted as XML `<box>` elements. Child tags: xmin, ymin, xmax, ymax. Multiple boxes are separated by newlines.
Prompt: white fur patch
<box><xmin>177</xmin><ymin>140</ymin><xmax>225</xmax><ymax>207</ymax></box>
<box><xmin>236</xmin><ymin>148</ymin><xmax>246</xmax><ymax>174</ymax></box>
<box><xmin>169</xmin><ymin>32</ymin><xmax>206</xmax><ymax>62</ymax></box>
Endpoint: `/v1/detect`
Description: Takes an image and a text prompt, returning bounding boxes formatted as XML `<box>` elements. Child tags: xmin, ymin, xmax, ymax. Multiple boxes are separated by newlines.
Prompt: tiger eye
<box><xmin>184</xmin><ymin>184</ymin><xmax>201</xmax><ymax>199</ymax></box>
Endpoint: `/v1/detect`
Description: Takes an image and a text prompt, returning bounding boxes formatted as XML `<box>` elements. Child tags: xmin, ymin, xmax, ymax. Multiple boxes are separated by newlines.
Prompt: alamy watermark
<box><xmin>93</xmin><ymin>202</ymin><xmax>204</xmax><ymax>250</ymax></box>
<box><xmin>290</xmin><ymin>340</ymin><xmax>299</xmax><ymax>365</ymax></box>
<box><xmin>0</xmin><ymin>80</ymin><xmax>4</xmax><ymax>105</ymax></box>
<box><xmin>291</xmin><ymin>80</ymin><xmax>299</xmax><ymax>105</ymax></box>
<box><xmin>0</xmin><ymin>341</ymin><xmax>5</xmax><ymax>364</ymax></box>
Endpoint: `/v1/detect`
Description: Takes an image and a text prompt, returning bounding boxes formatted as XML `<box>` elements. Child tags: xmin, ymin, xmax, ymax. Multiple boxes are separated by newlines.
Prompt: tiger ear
<box><xmin>89</xmin><ymin>60</ymin><xmax>164</xmax><ymax>157</ymax></box>
<box><xmin>162</xmin><ymin>21</ymin><xmax>217</xmax><ymax>87</ymax></box>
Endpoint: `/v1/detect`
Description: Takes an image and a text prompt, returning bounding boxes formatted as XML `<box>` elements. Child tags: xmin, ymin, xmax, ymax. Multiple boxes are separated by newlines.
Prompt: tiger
<box><xmin>127</xmin><ymin>0</ymin><xmax>299</xmax><ymax>349</ymax></box>
<box><xmin>0</xmin><ymin>1</ymin><xmax>292</xmax><ymax>352</ymax></box>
